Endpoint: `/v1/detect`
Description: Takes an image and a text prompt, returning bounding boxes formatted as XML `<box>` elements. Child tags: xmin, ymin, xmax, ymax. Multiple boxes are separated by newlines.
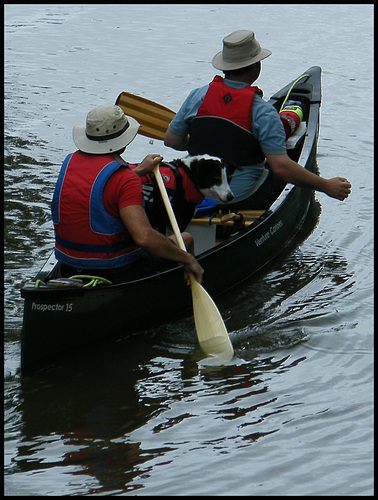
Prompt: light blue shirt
<box><xmin>169</xmin><ymin>79</ymin><xmax>287</xmax><ymax>201</ymax></box>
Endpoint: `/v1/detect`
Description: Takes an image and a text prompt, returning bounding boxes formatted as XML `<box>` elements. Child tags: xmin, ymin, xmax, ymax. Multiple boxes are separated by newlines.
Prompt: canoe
<box><xmin>20</xmin><ymin>66</ymin><xmax>321</xmax><ymax>375</ymax></box>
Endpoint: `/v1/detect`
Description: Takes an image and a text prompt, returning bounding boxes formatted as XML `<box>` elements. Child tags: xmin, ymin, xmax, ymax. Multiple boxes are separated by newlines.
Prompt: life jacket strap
<box><xmin>55</xmin><ymin>234</ymin><xmax>134</xmax><ymax>254</ymax></box>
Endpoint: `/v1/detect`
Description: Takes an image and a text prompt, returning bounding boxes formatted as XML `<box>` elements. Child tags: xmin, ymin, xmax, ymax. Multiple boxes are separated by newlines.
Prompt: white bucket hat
<box><xmin>212</xmin><ymin>30</ymin><xmax>272</xmax><ymax>71</ymax></box>
<box><xmin>73</xmin><ymin>105</ymin><xmax>140</xmax><ymax>154</ymax></box>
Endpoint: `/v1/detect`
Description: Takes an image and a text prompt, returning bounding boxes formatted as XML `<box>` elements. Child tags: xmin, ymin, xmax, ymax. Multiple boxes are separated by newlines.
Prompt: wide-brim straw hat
<box><xmin>73</xmin><ymin>105</ymin><xmax>140</xmax><ymax>154</ymax></box>
<box><xmin>212</xmin><ymin>30</ymin><xmax>272</xmax><ymax>71</ymax></box>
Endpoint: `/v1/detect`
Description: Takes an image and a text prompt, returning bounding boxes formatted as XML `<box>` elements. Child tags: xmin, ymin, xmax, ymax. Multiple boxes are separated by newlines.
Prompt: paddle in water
<box><xmin>153</xmin><ymin>165</ymin><xmax>234</xmax><ymax>362</ymax></box>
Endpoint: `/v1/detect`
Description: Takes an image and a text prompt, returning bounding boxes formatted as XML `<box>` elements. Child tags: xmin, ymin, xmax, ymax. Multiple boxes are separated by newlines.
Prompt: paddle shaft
<box><xmin>153</xmin><ymin>165</ymin><xmax>198</xmax><ymax>288</ymax></box>
<box><xmin>153</xmin><ymin>166</ymin><xmax>187</xmax><ymax>253</ymax></box>
<box><xmin>152</xmin><ymin>163</ymin><xmax>234</xmax><ymax>361</ymax></box>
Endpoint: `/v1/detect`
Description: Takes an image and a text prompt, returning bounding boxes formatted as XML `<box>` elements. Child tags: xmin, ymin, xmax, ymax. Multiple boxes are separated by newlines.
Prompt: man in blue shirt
<box><xmin>164</xmin><ymin>30</ymin><xmax>351</xmax><ymax>208</ymax></box>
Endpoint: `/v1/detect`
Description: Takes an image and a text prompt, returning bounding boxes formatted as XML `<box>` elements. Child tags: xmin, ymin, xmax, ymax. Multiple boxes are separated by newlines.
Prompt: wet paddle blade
<box><xmin>190</xmin><ymin>278</ymin><xmax>234</xmax><ymax>362</ymax></box>
<box><xmin>115</xmin><ymin>92</ymin><xmax>176</xmax><ymax>140</ymax></box>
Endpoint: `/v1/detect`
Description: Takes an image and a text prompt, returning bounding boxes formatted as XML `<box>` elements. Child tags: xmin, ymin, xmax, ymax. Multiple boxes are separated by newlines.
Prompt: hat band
<box><xmin>86</xmin><ymin>121</ymin><xmax>129</xmax><ymax>142</ymax></box>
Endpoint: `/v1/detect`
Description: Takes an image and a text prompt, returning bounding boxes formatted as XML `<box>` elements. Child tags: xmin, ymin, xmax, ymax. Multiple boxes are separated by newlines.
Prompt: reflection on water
<box><xmin>5</xmin><ymin>184</ymin><xmax>360</xmax><ymax>495</ymax></box>
<box><xmin>4</xmin><ymin>134</ymin><xmax>57</xmax><ymax>333</ymax></box>
<box><xmin>214</xmin><ymin>199</ymin><xmax>355</xmax><ymax>354</ymax></box>
<box><xmin>5</xmin><ymin>3</ymin><xmax>373</xmax><ymax>496</ymax></box>
<box><xmin>12</xmin><ymin>340</ymin><xmax>306</xmax><ymax>495</ymax></box>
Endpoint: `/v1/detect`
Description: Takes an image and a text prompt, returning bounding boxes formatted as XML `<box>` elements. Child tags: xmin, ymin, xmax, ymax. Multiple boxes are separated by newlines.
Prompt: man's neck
<box><xmin>226</xmin><ymin>75</ymin><xmax>252</xmax><ymax>84</ymax></box>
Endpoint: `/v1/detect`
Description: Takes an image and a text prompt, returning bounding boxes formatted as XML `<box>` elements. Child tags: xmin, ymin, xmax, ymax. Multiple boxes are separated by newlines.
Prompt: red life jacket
<box><xmin>141</xmin><ymin>162</ymin><xmax>204</xmax><ymax>233</ymax></box>
<box><xmin>141</xmin><ymin>163</ymin><xmax>204</xmax><ymax>205</ymax></box>
<box><xmin>51</xmin><ymin>151</ymin><xmax>143</xmax><ymax>269</ymax></box>
<box><xmin>188</xmin><ymin>76</ymin><xmax>265</xmax><ymax>166</ymax></box>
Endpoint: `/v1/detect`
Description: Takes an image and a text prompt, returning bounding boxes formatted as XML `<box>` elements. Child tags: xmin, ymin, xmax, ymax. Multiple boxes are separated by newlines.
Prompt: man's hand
<box><xmin>183</xmin><ymin>255</ymin><xmax>204</xmax><ymax>286</ymax></box>
<box><xmin>324</xmin><ymin>177</ymin><xmax>351</xmax><ymax>201</ymax></box>
<box><xmin>133</xmin><ymin>154</ymin><xmax>163</xmax><ymax>177</ymax></box>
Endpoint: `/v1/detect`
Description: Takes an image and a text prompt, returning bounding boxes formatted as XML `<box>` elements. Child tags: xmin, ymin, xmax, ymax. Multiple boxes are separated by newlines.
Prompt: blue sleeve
<box><xmin>252</xmin><ymin>95</ymin><xmax>287</xmax><ymax>155</ymax></box>
<box><xmin>168</xmin><ymin>85</ymin><xmax>209</xmax><ymax>136</ymax></box>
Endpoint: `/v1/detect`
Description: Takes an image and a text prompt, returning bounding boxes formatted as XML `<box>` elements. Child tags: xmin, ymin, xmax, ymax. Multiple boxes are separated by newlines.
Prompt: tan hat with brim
<box><xmin>73</xmin><ymin>105</ymin><xmax>140</xmax><ymax>155</ymax></box>
<box><xmin>212</xmin><ymin>30</ymin><xmax>272</xmax><ymax>71</ymax></box>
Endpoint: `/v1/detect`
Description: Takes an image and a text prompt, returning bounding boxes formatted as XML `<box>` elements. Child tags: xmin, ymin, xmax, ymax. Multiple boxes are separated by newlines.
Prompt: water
<box><xmin>4</xmin><ymin>4</ymin><xmax>373</xmax><ymax>496</ymax></box>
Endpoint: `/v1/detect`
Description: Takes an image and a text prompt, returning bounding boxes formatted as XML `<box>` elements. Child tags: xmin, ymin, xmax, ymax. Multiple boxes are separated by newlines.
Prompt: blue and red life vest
<box><xmin>51</xmin><ymin>151</ymin><xmax>143</xmax><ymax>269</ymax></box>
<box><xmin>187</xmin><ymin>76</ymin><xmax>265</xmax><ymax>166</ymax></box>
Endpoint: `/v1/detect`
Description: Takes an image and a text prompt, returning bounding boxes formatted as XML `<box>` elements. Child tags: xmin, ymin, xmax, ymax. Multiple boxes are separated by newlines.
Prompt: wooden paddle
<box><xmin>153</xmin><ymin>164</ymin><xmax>234</xmax><ymax>362</ymax></box>
<box><xmin>115</xmin><ymin>92</ymin><xmax>176</xmax><ymax>140</ymax></box>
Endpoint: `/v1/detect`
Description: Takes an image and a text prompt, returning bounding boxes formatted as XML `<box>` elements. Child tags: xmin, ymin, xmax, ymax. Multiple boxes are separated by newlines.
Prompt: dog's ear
<box><xmin>170</xmin><ymin>158</ymin><xmax>180</xmax><ymax>168</ymax></box>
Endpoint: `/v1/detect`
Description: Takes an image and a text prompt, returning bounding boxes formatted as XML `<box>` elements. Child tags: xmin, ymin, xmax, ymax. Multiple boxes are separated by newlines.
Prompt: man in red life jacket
<box><xmin>164</xmin><ymin>30</ymin><xmax>351</xmax><ymax>208</ymax></box>
<box><xmin>51</xmin><ymin>105</ymin><xmax>203</xmax><ymax>285</ymax></box>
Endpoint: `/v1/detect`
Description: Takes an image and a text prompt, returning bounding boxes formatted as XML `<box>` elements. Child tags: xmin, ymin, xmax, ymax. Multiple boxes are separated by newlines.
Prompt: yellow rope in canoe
<box><xmin>279</xmin><ymin>74</ymin><xmax>310</xmax><ymax>112</ymax></box>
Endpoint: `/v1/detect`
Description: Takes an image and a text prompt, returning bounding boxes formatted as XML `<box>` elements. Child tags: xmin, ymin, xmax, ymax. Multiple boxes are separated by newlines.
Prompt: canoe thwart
<box><xmin>190</xmin><ymin>209</ymin><xmax>266</xmax><ymax>227</ymax></box>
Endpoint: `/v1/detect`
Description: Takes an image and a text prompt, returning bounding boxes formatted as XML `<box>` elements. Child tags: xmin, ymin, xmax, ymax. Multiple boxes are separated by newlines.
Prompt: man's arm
<box><xmin>163</xmin><ymin>86</ymin><xmax>209</xmax><ymax>151</ymax></box>
<box><xmin>164</xmin><ymin>129</ymin><xmax>189</xmax><ymax>151</ymax></box>
<box><xmin>120</xmin><ymin>204</ymin><xmax>204</xmax><ymax>283</ymax></box>
<box><xmin>265</xmin><ymin>153</ymin><xmax>351</xmax><ymax>201</ymax></box>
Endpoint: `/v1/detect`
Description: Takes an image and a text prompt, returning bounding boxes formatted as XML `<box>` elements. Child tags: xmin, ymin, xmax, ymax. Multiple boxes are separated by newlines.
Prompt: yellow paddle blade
<box><xmin>115</xmin><ymin>92</ymin><xmax>176</xmax><ymax>140</ymax></box>
<box><xmin>190</xmin><ymin>278</ymin><xmax>234</xmax><ymax>362</ymax></box>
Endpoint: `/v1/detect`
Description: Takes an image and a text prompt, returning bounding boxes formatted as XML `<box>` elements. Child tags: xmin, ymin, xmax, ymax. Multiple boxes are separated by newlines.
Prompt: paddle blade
<box><xmin>152</xmin><ymin>164</ymin><xmax>232</xmax><ymax>361</ymax></box>
<box><xmin>115</xmin><ymin>92</ymin><xmax>176</xmax><ymax>140</ymax></box>
<box><xmin>190</xmin><ymin>279</ymin><xmax>234</xmax><ymax>362</ymax></box>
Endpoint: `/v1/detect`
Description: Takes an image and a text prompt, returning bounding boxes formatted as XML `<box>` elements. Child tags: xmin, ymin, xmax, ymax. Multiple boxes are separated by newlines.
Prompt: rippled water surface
<box><xmin>5</xmin><ymin>4</ymin><xmax>373</xmax><ymax>496</ymax></box>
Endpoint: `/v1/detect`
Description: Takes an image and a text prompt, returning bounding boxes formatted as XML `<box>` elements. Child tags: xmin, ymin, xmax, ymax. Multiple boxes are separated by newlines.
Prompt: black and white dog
<box><xmin>142</xmin><ymin>154</ymin><xmax>239</xmax><ymax>233</ymax></box>
<box><xmin>172</xmin><ymin>154</ymin><xmax>237</xmax><ymax>203</ymax></box>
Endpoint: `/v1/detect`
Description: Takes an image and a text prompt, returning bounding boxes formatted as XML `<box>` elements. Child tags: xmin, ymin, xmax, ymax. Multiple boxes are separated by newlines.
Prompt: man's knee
<box><xmin>182</xmin><ymin>232</ymin><xmax>195</xmax><ymax>254</ymax></box>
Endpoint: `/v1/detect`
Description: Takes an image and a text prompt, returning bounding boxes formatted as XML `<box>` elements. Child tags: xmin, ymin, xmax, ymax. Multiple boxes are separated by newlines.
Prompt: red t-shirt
<box><xmin>102</xmin><ymin>165</ymin><xmax>144</xmax><ymax>218</ymax></box>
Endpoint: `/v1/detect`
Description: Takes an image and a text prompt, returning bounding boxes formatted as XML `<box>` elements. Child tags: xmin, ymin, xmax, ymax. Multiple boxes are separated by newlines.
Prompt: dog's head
<box><xmin>177</xmin><ymin>154</ymin><xmax>241</xmax><ymax>203</ymax></box>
